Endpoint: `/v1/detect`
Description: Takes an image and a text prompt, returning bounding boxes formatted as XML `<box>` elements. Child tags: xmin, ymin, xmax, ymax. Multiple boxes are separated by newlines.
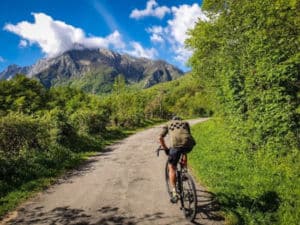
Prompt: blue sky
<box><xmin>0</xmin><ymin>0</ymin><xmax>207</xmax><ymax>72</ymax></box>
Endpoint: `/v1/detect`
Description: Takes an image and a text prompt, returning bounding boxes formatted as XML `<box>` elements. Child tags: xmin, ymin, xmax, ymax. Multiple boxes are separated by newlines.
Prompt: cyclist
<box><xmin>159</xmin><ymin>116</ymin><xmax>196</xmax><ymax>203</ymax></box>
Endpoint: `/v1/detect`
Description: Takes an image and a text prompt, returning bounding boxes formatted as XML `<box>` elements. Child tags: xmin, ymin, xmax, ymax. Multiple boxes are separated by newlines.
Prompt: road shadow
<box><xmin>7</xmin><ymin>206</ymin><xmax>91</xmax><ymax>225</ymax></box>
<box><xmin>94</xmin><ymin>206</ymin><xmax>168</xmax><ymax>225</ymax></box>
<box><xmin>194</xmin><ymin>189</ymin><xmax>280</xmax><ymax>225</ymax></box>
<box><xmin>195</xmin><ymin>189</ymin><xmax>224</xmax><ymax>224</ymax></box>
<box><xmin>7</xmin><ymin>205</ymin><xmax>171</xmax><ymax>225</ymax></box>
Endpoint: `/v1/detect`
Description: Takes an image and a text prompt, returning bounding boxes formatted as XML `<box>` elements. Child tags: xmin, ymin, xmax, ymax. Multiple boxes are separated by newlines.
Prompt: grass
<box><xmin>189</xmin><ymin>118</ymin><xmax>300</xmax><ymax>225</ymax></box>
<box><xmin>0</xmin><ymin>178</ymin><xmax>55</xmax><ymax>217</ymax></box>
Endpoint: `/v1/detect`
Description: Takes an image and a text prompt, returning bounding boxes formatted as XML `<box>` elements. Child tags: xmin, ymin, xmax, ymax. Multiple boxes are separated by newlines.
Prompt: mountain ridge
<box><xmin>0</xmin><ymin>48</ymin><xmax>184</xmax><ymax>93</ymax></box>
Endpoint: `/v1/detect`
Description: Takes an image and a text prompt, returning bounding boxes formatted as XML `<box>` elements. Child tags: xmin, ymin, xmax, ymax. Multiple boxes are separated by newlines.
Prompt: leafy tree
<box><xmin>113</xmin><ymin>74</ymin><xmax>126</xmax><ymax>94</ymax></box>
<box><xmin>187</xmin><ymin>0</ymin><xmax>299</xmax><ymax>151</ymax></box>
<box><xmin>0</xmin><ymin>75</ymin><xmax>46</xmax><ymax>114</ymax></box>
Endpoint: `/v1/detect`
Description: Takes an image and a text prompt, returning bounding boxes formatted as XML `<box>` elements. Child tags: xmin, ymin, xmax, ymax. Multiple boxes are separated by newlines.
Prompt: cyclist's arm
<box><xmin>159</xmin><ymin>125</ymin><xmax>168</xmax><ymax>150</ymax></box>
<box><xmin>159</xmin><ymin>135</ymin><xmax>168</xmax><ymax>150</ymax></box>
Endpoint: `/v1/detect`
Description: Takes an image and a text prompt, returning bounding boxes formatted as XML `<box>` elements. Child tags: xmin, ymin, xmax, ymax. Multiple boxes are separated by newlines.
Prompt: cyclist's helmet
<box><xmin>172</xmin><ymin>115</ymin><xmax>182</xmax><ymax>121</ymax></box>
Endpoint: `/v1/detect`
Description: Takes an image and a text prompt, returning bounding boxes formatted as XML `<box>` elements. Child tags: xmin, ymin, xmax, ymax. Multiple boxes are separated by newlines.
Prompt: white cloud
<box><xmin>168</xmin><ymin>4</ymin><xmax>208</xmax><ymax>45</ymax></box>
<box><xmin>147</xmin><ymin>26</ymin><xmax>163</xmax><ymax>34</ymax></box>
<box><xmin>146</xmin><ymin>26</ymin><xmax>164</xmax><ymax>43</ymax></box>
<box><xmin>125</xmin><ymin>41</ymin><xmax>157</xmax><ymax>59</ymax></box>
<box><xmin>147</xmin><ymin>3</ymin><xmax>208</xmax><ymax>66</ymax></box>
<box><xmin>130</xmin><ymin>0</ymin><xmax>170</xmax><ymax>19</ymax></box>
<box><xmin>4</xmin><ymin>13</ymin><xmax>125</xmax><ymax>57</ymax></box>
<box><xmin>19</xmin><ymin>39</ymin><xmax>28</xmax><ymax>48</ymax></box>
<box><xmin>0</xmin><ymin>56</ymin><xmax>4</xmax><ymax>62</ymax></box>
<box><xmin>150</xmin><ymin>34</ymin><xmax>164</xmax><ymax>43</ymax></box>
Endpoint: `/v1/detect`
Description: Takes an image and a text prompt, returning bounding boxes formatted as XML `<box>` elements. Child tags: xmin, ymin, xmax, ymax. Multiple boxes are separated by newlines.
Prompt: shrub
<box><xmin>41</xmin><ymin>109</ymin><xmax>77</xmax><ymax>148</ymax></box>
<box><xmin>0</xmin><ymin>113</ymin><xmax>49</xmax><ymax>157</ymax></box>
<box><xmin>70</xmin><ymin>109</ymin><xmax>109</xmax><ymax>135</ymax></box>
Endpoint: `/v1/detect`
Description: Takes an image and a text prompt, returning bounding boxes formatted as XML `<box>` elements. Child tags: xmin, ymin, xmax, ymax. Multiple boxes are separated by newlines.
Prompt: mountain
<box><xmin>0</xmin><ymin>64</ymin><xmax>31</xmax><ymax>80</ymax></box>
<box><xmin>0</xmin><ymin>48</ymin><xmax>184</xmax><ymax>93</ymax></box>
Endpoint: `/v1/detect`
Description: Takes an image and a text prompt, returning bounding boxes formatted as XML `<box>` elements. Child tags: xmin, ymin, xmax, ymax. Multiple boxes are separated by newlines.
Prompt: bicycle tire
<box><xmin>165</xmin><ymin>160</ymin><xmax>172</xmax><ymax>198</ymax></box>
<box><xmin>181</xmin><ymin>172</ymin><xmax>197</xmax><ymax>221</ymax></box>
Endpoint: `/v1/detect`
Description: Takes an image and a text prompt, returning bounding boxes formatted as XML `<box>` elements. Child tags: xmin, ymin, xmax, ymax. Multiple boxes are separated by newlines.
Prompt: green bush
<box><xmin>187</xmin><ymin>0</ymin><xmax>299</xmax><ymax>151</ymax></box>
<box><xmin>0</xmin><ymin>144</ymin><xmax>80</xmax><ymax>198</ymax></box>
<box><xmin>41</xmin><ymin>109</ymin><xmax>78</xmax><ymax>148</ymax></box>
<box><xmin>0</xmin><ymin>113</ymin><xmax>49</xmax><ymax>156</ymax></box>
<box><xmin>70</xmin><ymin>109</ymin><xmax>109</xmax><ymax>135</ymax></box>
<box><xmin>0</xmin><ymin>75</ymin><xmax>47</xmax><ymax>115</ymax></box>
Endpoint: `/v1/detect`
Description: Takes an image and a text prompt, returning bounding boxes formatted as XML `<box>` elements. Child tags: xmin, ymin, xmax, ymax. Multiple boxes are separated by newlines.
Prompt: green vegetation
<box><xmin>187</xmin><ymin>0</ymin><xmax>299</xmax><ymax>224</ymax></box>
<box><xmin>187</xmin><ymin>0</ymin><xmax>299</xmax><ymax>152</ymax></box>
<box><xmin>0</xmin><ymin>73</ymin><xmax>204</xmax><ymax>217</ymax></box>
<box><xmin>1</xmin><ymin>1</ymin><xmax>298</xmax><ymax>222</ymax></box>
<box><xmin>0</xmin><ymin>75</ymin><xmax>109</xmax><ymax>216</ymax></box>
<box><xmin>190</xmin><ymin>119</ymin><xmax>299</xmax><ymax>225</ymax></box>
<box><xmin>142</xmin><ymin>73</ymin><xmax>212</xmax><ymax>118</ymax></box>
<box><xmin>67</xmin><ymin>67</ymin><xmax>117</xmax><ymax>94</ymax></box>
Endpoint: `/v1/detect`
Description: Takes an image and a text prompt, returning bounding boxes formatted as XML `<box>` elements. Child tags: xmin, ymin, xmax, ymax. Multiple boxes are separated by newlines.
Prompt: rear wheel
<box><xmin>165</xmin><ymin>161</ymin><xmax>172</xmax><ymax>198</ymax></box>
<box><xmin>181</xmin><ymin>172</ymin><xmax>197</xmax><ymax>221</ymax></box>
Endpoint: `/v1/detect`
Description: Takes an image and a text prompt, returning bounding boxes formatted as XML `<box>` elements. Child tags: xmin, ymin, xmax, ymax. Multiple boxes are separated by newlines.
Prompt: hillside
<box><xmin>0</xmin><ymin>48</ymin><xmax>184</xmax><ymax>93</ymax></box>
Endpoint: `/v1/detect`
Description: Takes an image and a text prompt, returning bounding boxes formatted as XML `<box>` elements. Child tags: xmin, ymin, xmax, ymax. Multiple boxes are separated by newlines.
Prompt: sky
<box><xmin>0</xmin><ymin>0</ymin><xmax>208</xmax><ymax>72</ymax></box>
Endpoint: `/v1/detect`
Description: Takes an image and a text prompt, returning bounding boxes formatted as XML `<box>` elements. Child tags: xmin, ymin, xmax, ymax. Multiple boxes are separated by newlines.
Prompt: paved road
<box><xmin>2</xmin><ymin>118</ymin><xmax>223</xmax><ymax>225</ymax></box>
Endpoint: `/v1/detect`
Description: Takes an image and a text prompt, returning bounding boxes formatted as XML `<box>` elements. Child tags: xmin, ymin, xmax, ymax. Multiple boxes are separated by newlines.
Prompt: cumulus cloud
<box><xmin>146</xmin><ymin>26</ymin><xmax>164</xmax><ymax>43</ymax></box>
<box><xmin>125</xmin><ymin>42</ymin><xmax>157</xmax><ymax>59</ymax></box>
<box><xmin>168</xmin><ymin>4</ymin><xmax>208</xmax><ymax>45</ymax></box>
<box><xmin>19</xmin><ymin>39</ymin><xmax>28</xmax><ymax>48</ymax></box>
<box><xmin>147</xmin><ymin>3</ymin><xmax>208</xmax><ymax>65</ymax></box>
<box><xmin>130</xmin><ymin>0</ymin><xmax>170</xmax><ymax>19</ymax></box>
<box><xmin>150</xmin><ymin>34</ymin><xmax>163</xmax><ymax>43</ymax></box>
<box><xmin>4</xmin><ymin>13</ymin><xmax>125</xmax><ymax>57</ymax></box>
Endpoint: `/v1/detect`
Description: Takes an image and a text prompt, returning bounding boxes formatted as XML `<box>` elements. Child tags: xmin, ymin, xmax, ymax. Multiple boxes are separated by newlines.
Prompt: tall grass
<box><xmin>189</xmin><ymin>119</ymin><xmax>300</xmax><ymax>225</ymax></box>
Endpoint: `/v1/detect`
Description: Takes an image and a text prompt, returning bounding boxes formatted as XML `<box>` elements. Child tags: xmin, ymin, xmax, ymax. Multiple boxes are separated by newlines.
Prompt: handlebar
<box><xmin>156</xmin><ymin>146</ymin><xmax>169</xmax><ymax>157</ymax></box>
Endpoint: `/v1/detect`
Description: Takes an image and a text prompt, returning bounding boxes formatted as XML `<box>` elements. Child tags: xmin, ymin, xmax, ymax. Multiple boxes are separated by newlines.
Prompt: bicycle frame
<box><xmin>156</xmin><ymin>146</ymin><xmax>197</xmax><ymax>221</ymax></box>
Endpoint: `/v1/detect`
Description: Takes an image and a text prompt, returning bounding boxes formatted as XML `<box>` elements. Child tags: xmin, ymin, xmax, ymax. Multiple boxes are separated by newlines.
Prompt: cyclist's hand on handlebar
<box><xmin>160</xmin><ymin>146</ymin><xmax>170</xmax><ymax>156</ymax></box>
<box><xmin>164</xmin><ymin>148</ymin><xmax>170</xmax><ymax>156</ymax></box>
<box><xmin>156</xmin><ymin>146</ymin><xmax>169</xmax><ymax>156</ymax></box>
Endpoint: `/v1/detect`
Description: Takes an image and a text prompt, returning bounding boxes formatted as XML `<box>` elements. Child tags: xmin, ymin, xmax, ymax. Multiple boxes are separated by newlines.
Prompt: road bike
<box><xmin>156</xmin><ymin>147</ymin><xmax>197</xmax><ymax>221</ymax></box>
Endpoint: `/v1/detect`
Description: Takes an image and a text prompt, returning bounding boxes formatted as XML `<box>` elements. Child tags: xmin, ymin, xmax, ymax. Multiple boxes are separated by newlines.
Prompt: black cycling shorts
<box><xmin>168</xmin><ymin>147</ymin><xmax>189</xmax><ymax>166</ymax></box>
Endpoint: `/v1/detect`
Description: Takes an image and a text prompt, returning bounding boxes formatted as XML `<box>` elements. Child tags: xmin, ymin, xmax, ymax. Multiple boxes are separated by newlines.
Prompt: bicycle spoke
<box><xmin>181</xmin><ymin>173</ymin><xmax>197</xmax><ymax>221</ymax></box>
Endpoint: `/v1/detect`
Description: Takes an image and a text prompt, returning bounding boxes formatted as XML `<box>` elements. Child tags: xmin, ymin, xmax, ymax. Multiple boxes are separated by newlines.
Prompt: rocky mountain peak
<box><xmin>0</xmin><ymin>48</ymin><xmax>184</xmax><ymax>93</ymax></box>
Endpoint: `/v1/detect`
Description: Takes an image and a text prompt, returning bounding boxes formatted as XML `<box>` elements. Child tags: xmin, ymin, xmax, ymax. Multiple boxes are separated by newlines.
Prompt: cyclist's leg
<box><xmin>168</xmin><ymin>148</ymin><xmax>182</xmax><ymax>199</ymax></box>
<box><xmin>181</xmin><ymin>153</ymin><xmax>187</xmax><ymax>167</ymax></box>
<box><xmin>181</xmin><ymin>146</ymin><xmax>192</xmax><ymax>167</ymax></box>
<box><xmin>168</xmin><ymin>163</ymin><xmax>177</xmax><ymax>188</ymax></box>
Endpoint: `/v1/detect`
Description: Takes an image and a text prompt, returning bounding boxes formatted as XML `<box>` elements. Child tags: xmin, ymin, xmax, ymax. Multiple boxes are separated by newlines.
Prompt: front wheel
<box><xmin>180</xmin><ymin>172</ymin><xmax>197</xmax><ymax>221</ymax></box>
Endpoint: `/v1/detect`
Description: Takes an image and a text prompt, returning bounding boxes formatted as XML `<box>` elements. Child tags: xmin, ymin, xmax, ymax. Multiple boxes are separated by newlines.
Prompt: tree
<box><xmin>113</xmin><ymin>74</ymin><xmax>126</xmax><ymax>95</ymax></box>
<box><xmin>187</xmin><ymin>0</ymin><xmax>300</xmax><ymax>151</ymax></box>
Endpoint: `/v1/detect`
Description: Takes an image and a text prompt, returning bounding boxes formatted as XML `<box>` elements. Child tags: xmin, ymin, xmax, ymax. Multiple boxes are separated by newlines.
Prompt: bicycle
<box><xmin>156</xmin><ymin>146</ymin><xmax>197</xmax><ymax>222</ymax></box>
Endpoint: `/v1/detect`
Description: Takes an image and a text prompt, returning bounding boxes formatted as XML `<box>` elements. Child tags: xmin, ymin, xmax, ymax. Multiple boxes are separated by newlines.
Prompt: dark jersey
<box><xmin>160</xmin><ymin>120</ymin><xmax>195</xmax><ymax>148</ymax></box>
